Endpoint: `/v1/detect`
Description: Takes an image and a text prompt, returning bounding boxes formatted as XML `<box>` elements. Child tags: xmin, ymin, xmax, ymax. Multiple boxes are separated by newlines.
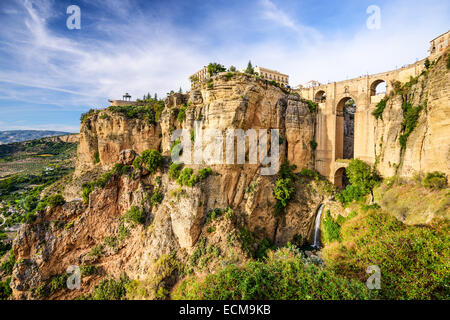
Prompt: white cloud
<box><xmin>0</xmin><ymin>0</ymin><xmax>448</xmax><ymax>111</ymax></box>
<box><xmin>259</xmin><ymin>0</ymin><xmax>322</xmax><ymax>42</ymax></box>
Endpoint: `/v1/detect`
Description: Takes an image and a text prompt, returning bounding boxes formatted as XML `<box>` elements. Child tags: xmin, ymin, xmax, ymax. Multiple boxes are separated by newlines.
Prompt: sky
<box><xmin>0</xmin><ymin>0</ymin><xmax>448</xmax><ymax>133</ymax></box>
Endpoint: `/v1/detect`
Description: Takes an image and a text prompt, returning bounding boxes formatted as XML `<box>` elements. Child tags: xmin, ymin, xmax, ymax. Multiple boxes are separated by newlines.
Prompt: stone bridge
<box><xmin>298</xmin><ymin>59</ymin><xmax>426</xmax><ymax>187</ymax></box>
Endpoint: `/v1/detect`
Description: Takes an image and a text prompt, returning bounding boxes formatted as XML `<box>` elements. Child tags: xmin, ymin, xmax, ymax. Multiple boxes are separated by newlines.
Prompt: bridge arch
<box><xmin>335</xmin><ymin>96</ymin><xmax>356</xmax><ymax>160</ymax></box>
<box><xmin>370</xmin><ymin>79</ymin><xmax>387</xmax><ymax>96</ymax></box>
<box><xmin>333</xmin><ymin>167</ymin><xmax>348</xmax><ymax>189</ymax></box>
<box><xmin>314</xmin><ymin>90</ymin><xmax>326</xmax><ymax>103</ymax></box>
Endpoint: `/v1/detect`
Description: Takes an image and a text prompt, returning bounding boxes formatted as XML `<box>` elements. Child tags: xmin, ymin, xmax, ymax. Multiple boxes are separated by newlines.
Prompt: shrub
<box><xmin>372</xmin><ymin>97</ymin><xmax>388</xmax><ymax>120</ymax></box>
<box><xmin>310</xmin><ymin>140</ymin><xmax>317</xmax><ymax>150</ymax></box>
<box><xmin>151</xmin><ymin>189</ymin><xmax>163</xmax><ymax>206</ymax></box>
<box><xmin>104</xmin><ymin>235</ymin><xmax>118</xmax><ymax>248</ymax></box>
<box><xmin>447</xmin><ymin>53</ymin><xmax>450</xmax><ymax>70</ymax></box>
<box><xmin>255</xmin><ymin>238</ymin><xmax>276</xmax><ymax>260</ymax></box>
<box><xmin>94</xmin><ymin>151</ymin><xmax>100</xmax><ymax>164</ymax></box>
<box><xmin>238</xmin><ymin>228</ymin><xmax>254</xmax><ymax>256</ymax></box>
<box><xmin>190</xmin><ymin>237</ymin><xmax>207</xmax><ymax>266</ymax></box>
<box><xmin>424</xmin><ymin>58</ymin><xmax>430</xmax><ymax>69</ymax></box>
<box><xmin>335</xmin><ymin>185</ymin><xmax>365</xmax><ymax>204</ymax></box>
<box><xmin>80</xmin><ymin>265</ymin><xmax>98</xmax><ymax>277</ymax></box>
<box><xmin>422</xmin><ymin>171</ymin><xmax>447</xmax><ymax>189</ymax></box>
<box><xmin>173</xmin><ymin>248</ymin><xmax>374</xmax><ymax>300</ymax></box>
<box><xmin>168</xmin><ymin>162</ymin><xmax>182</xmax><ymax>180</ymax></box>
<box><xmin>305</xmin><ymin>100</ymin><xmax>318</xmax><ymax>113</ymax></box>
<box><xmin>177</xmin><ymin>168</ymin><xmax>198</xmax><ymax>187</ymax></box>
<box><xmin>82</xmin><ymin>183</ymin><xmax>95</xmax><ymax>203</ymax></box>
<box><xmin>0</xmin><ymin>250</ymin><xmax>15</xmax><ymax>275</ymax></box>
<box><xmin>91</xmin><ymin>275</ymin><xmax>130</xmax><ymax>300</ymax></box>
<box><xmin>205</xmin><ymin>207</ymin><xmax>231</xmax><ymax>224</ymax></box>
<box><xmin>245</xmin><ymin>181</ymin><xmax>258</xmax><ymax>194</ymax></box>
<box><xmin>177</xmin><ymin>104</ymin><xmax>187</xmax><ymax>122</ymax></box>
<box><xmin>274</xmin><ymin>162</ymin><xmax>297</xmax><ymax>215</ymax></box>
<box><xmin>324</xmin><ymin>209</ymin><xmax>449</xmax><ymax>299</ymax></box>
<box><xmin>133</xmin><ymin>150</ymin><xmax>163</xmax><ymax>174</ymax></box>
<box><xmin>346</xmin><ymin>159</ymin><xmax>379</xmax><ymax>194</ymax></box>
<box><xmin>48</xmin><ymin>274</ymin><xmax>68</xmax><ymax>294</ymax></box>
<box><xmin>108</xmin><ymin>104</ymin><xmax>158</xmax><ymax>123</ymax></box>
<box><xmin>124</xmin><ymin>206</ymin><xmax>146</xmax><ymax>225</ymax></box>
<box><xmin>80</xmin><ymin>109</ymin><xmax>96</xmax><ymax>123</ymax></box>
<box><xmin>112</xmin><ymin>163</ymin><xmax>131</xmax><ymax>176</ymax></box>
<box><xmin>322</xmin><ymin>210</ymin><xmax>341</xmax><ymax>243</ymax></box>
<box><xmin>0</xmin><ymin>277</ymin><xmax>12</xmax><ymax>300</ymax></box>
<box><xmin>47</xmin><ymin>194</ymin><xmax>65</xmax><ymax>209</ymax></box>
<box><xmin>273</xmin><ymin>178</ymin><xmax>295</xmax><ymax>208</ymax></box>
<box><xmin>81</xmin><ymin>171</ymin><xmax>115</xmax><ymax>203</ymax></box>
<box><xmin>299</xmin><ymin>168</ymin><xmax>319</xmax><ymax>180</ymax></box>
<box><xmin>88</xmin><ymin>244</ymin><xmax>103</xmax><ymax>258</ymax></box>
<box><xmin>399</xmin><ymin>102</ymin><xmax>422</xmax><ymax>149</ymax></box>
<box><xmin>198</xmin><ymin>168</ymin><xmax>212</xmax><ymax>180</ymax></box>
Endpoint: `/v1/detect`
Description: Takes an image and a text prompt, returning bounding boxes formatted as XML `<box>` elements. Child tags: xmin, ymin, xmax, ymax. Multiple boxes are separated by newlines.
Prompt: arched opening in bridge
<box><xmin>334</xmin><ymin>167</ymin><xmax>349</xmax><ymax>189</ymax></box>
<box><xmin>370</xmin><ymin>80</ymin><xmax>386</xmax><ymax>96</ymax></box>
<box><xmin>335</xmin><ymin>97</ymin><xmax>356</xmax><ymax>160</ymax></box>
<box><xmin>315</xmin><ymin>90</ymin><xmax>326</xmax><ymax>103</ymax></box>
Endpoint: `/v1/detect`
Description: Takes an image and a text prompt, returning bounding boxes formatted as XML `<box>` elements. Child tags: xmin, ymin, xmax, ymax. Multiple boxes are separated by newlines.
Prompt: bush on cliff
<box><xmin>273</xmin><ymin>162</ymin><xmax>297</xmax><ymax>215</ymax></box>
<box><xmin>323</xmin><ymin>207</ymin><xmax>449</xmax><ymax>299</ymax></box>
<box><xmin>177</xmin><ymin>168</ymin><xmax>198</xmax><ymax>187</ymax></box>
<box><xmin>172</xmin><ymin>246</ymin><xmax>375</xmax><ymax>300</ymax></box>
<box><xmin>421</xmin><ymin>171</ymin><xmax>448</xmax><ymax>189</ymax></box>
<box><xmin>133</xmin><ymin>150</ymin><xmax>163</xmax><ymax>174</ymax></box>
<box><xmin>46</xmin><ymin>194</ymin><xmax>65</xmax><ymax>209</ymax></box>
<box><xmin>124</xmin><ymin>206</ymin><xmax>146</xmax><ymax>225</ymax></box>
<box><xmin>336</xmin><ymin>159</ymin><xmax>380</xmax><ymax>204</ymax></box>
<box><xmin>108</xmin><ymin>105</ymin><xmax>159</xmax><ymax>124</ymax></box>
<box><xmin>372</xmin><ymin>97</ymin><xmax>388</xmax><ymax>120</ymax></box>
<box><xmin>168</xmin><ymin>162</ymin><xmax>182</xmax><ymax>180</ymax></box>
<box><xmin>399</xmin><ymin>102</ymin><xmax>423</xmax><ymax>149</ymax></box>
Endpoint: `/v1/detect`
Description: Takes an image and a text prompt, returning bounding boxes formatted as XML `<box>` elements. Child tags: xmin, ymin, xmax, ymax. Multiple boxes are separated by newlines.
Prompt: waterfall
<box><xmin>312</xmin><ymin>204</ymin><xmax>325</xmax><ymax>249</ymax></box>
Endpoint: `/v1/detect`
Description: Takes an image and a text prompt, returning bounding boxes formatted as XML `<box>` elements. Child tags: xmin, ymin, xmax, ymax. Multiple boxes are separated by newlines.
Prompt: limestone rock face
<box><xmin>167</xmin><ymin>184</ymin><xmax>204</xmax><ymax>249</ymax></box>
<box><xmin>10</xmin><ymin>73</ymin><xmax>328</xmax><ymax>300</ymax></box>
<box><xmin>374</xmin><ymin>53</ymin><xmax>450</xmax><ymax>177</ymax></box>
<box><xmin>75</xmin><ymin>111</ymin><xmax>161</xmax><ymax>175</ymax></box>
<box><xmin>118</xmin><ymin>149</ymin><xmax>137</xmax><ymax>165</ymax></box>
<box><xmin>285</xmin><ymin>95</ymin><xmax>315</xmax><ymax>171</ymax></box>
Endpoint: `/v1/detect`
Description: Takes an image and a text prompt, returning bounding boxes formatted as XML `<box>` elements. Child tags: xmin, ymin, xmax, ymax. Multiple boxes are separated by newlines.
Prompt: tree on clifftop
<box><xmin>207</xmin><ymin>63</ymin><xmax>226</xmax><ymax>76</ymax></box>
<box><xmin>245</xmin><ymin>60</ymin><xmax>254</xmax><ymax>74</ymax></box>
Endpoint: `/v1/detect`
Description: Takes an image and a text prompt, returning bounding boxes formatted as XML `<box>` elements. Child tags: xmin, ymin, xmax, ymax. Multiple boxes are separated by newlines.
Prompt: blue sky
<box><xmin>0</xmin><ymin>0</ymin><xmax>448</xmax><ymax>132</ymax></box>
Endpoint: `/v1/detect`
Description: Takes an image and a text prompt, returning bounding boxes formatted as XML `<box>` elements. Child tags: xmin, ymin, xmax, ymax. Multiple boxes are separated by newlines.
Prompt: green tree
<box><xmin>245</xmin><ymin>60</ymin><xmax>254</xmax><ymax>74</ymax></box>
<box><xmin>207</xmin><ymin>63</ymin><xmax>226</xmax><ymax>76</ymax></box>
<box><xmin>346</xmin><ymin>159</ymin><xmax>380</xmax><ymax>198</ymax></box>
<box><xmin>424</xmin><ymin>58</ymin><xmax>430</xmax><ymax>69</ymax></box>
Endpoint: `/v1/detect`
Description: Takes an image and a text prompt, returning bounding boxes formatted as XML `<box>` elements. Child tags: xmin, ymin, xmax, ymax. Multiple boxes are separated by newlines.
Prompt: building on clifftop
<box><xmin>108</xmin><ymin>93</ymin><xmax>139</xmax><ymax>106</ymax></box>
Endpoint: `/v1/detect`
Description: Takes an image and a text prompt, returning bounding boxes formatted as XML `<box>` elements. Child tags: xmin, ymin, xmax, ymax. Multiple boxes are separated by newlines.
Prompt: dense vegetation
<box><xmin>399</xmin><ymin>101</ymin><xmax>424</xmax><ymax>149</ymax></box>
<box><xmin>173</xmin><ymin>246</ymin><xmax>375</xmax><ymax>300</ymax></box>
<box><xmin>323</xmin><ymin>207</ymin><xmax>449</xmax><ymax>299</ymax></box>
<box><xmin>372</xmin><ymin>97</ymin><xmax>388</xmax><ymax>119</ymax></box>
<box><xmin>273</xmin><ymin>162</ymin><xmax>297</xmax><ymax>215</ymax></box>
<box><xmin>132</xmin><ymin>150</ymin><xmax>163</xmax><ymax>174</ymax></box>
<box><xmin>335</xmin><ymin>159</ymin><xmax>380</xmax><ymax>205</ymax></box>
<box><xmin>421</xmin><ymin>171</ymin><xmax>448</xmax><ymax>189</ymax></box>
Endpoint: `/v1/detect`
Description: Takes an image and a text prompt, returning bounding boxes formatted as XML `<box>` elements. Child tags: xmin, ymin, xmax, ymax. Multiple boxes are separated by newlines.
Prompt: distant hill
<box><xmin>0</xmin><ymin>130</ymin><xmax>71</xmax><ymax>144</ymax></box>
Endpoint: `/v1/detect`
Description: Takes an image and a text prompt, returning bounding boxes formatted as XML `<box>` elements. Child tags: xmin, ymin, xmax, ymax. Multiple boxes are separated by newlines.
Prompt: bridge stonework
<box><xmin>298</xmin><ymin>59</ymin><xmax>426</xmax><ymax>184</ymax></box>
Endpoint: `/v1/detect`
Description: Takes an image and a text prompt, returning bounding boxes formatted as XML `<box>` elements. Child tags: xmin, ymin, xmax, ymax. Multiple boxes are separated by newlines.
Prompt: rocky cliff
<box><xmin>374</xmin><ymin>52</ymin><xmax>449</xmax><ymax>177</ymax></box>
<box><xmin>9</xmin><ymin>73</ymin><xmax>332</xmax><ymax>299</ymax></box>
